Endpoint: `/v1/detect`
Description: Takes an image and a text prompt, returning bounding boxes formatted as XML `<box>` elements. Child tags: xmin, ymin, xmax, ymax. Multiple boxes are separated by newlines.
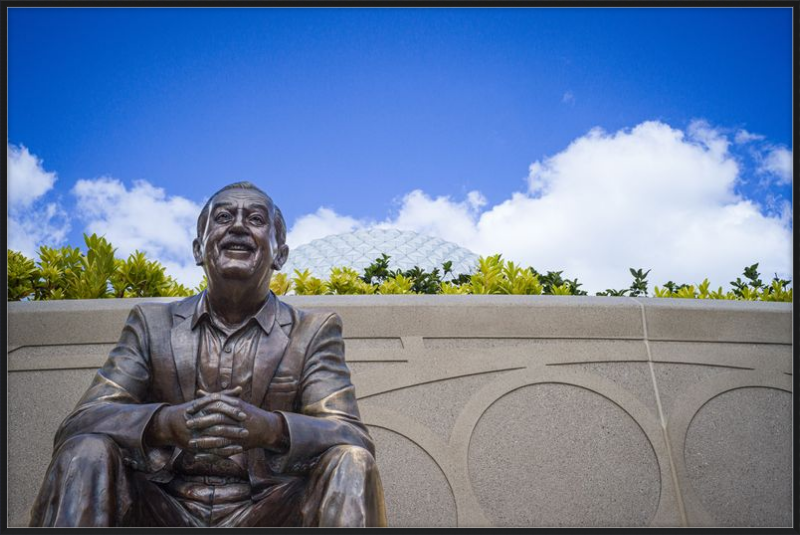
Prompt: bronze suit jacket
<box><xmin>53</xmin><ymin>291</ymin><xmax>373</xmax><ymax>497</ymax></box>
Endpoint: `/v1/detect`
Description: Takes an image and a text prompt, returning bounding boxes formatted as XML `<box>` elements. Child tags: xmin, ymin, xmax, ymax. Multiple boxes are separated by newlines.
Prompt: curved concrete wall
<box><xmin>7</xmin><ymin>296</ymin><xmax>793</xmax><ymax>527</ymax></box>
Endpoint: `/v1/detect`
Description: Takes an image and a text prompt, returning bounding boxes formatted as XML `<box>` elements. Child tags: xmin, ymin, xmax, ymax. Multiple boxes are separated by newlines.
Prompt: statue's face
<box><xmin>194</xmin><ymin>189</ymin><xmax>281</xmax><ymax>283</ymax></box>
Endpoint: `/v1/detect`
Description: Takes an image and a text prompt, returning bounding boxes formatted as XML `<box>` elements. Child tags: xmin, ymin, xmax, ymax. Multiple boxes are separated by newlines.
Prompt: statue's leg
<box><xmin>125</xmin><ymin>475</ymin><xmax>210</xmax><ymax>527</ymax></box>
<box><xmin>210</xmin><ymin>446</ymin><xmax>387</xmax><ymax>527</ymax></box>
<box><xmin>29</xmin><ymin>434</ymin><xmax>135</xmax><ymax>527</ymax></box>
<box><xmin>299</xmin><ymin>445</ymin><xmax>388</xmax><ymax>527</ymax></box>
<box><xmin>220</xmin><ymin>477</ymin><xmax>306</xmax><ymax>527</ymax></box>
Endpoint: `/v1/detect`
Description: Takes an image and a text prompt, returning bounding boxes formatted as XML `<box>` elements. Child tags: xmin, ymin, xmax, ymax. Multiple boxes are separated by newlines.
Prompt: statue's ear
<box><xmin>272</xmin><ymin>244</ymin><xmax>289</xmax><ymax>271</ymax></box>
<box><xmin>192</xmin><ymin>238</ymin><xmax>204</xmax><ymax>266</ymax></box>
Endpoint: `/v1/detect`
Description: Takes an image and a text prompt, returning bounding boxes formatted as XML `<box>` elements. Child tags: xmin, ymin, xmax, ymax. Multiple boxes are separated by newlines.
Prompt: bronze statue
<box><xmin>29</xmin><ymin>182</ymin><xmax>387</xmax><ymax>527</ymax></box>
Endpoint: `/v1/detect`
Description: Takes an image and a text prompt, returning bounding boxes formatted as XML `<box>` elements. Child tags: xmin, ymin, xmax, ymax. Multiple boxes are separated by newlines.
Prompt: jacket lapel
<box><xmin>248</xmin><ymin>299</ymin><xmax>295</xmax><ymax>493</ymax></box>
<box><xmin>250</xmin><ymin>299</ymin><xmax>291</xmax><ymax>408</ymax></box>
<box><xmin>170</xmin><ymin>295</ymin><xmax>201</xmax><ymax>403</ymax></box>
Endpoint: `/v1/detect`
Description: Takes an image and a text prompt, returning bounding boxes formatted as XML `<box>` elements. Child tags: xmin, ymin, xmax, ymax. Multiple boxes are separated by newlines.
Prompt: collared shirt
<box><xmin>191</xmin><ymin>290</ymin><xmax>276</xmax><ymax>402</ymax></box>
<box><xmin>173</xmin><ymin>290</ymin><xmax>277</xmax><ymax>481</ymax></box>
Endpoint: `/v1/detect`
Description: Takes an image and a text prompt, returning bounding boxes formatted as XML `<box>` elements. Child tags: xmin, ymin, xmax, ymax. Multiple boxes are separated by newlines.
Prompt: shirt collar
<box><xmin>191</xmin><ymin>289</ymin><xmax>277</xmax><ymax>334</ymax></box>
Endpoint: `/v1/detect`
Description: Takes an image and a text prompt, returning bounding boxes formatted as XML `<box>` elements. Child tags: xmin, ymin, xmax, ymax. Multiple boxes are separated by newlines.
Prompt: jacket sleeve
<box><xmin>271</xmin><ymin>312</ymin><xmax>374</xmax><ymax>473</ymax></box>
<box><xmin>54</xmin><ymin>304</ymin><xmax>169</xmax><ymax>472</ymax></box>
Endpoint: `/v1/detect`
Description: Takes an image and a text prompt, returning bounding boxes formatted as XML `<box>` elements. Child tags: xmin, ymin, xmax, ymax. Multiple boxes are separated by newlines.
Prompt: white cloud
<box><xmin>758</xmin><ymin>146</ymin><xmax>793</xmax><ymax>185</ymax></box>
<box><xmin>467</xmin><ymin>190</ymin><xmax>487</xmax><ymax>211</ymax></box>
<box><xmin>7</xmin><ymin>142</ymin><xmax>57</xmax><ymax>208</ymax></box>
<box><xmin>734</xmin><ymin>129</ymin><xmax>764</xmax><ymax>144</ymax></box>
<box><xmin>375</xmin><ymin>189</ymin><xmax>484</xmax><ymax>247</ymax></box>
<box><xmin>480</xmin><ymin>121</ymin><xmax>790</xmax><ymax>291</ymax></box>
<box><xmin>72</xmin><ymin>177</ymin><xmax>205</xmax><ymax>288</ymax></box>
<box><xmin>286</xmin><ymin>120</ymin><xmax>792</xmax><ymax>293</ymax></box>
<box><xmin>286</xmin><ymin>207</ymin><xmax>365</xmax><ymax>249</ymax></box>
<box><xmin>7</xmin><ymin>143</ymin><xmax>70</xmax><ymax>257</ymax></box>
<box><xmin>7</xmin><ymin>202</ymin><xmax>70</xmax><ymax>259</ymax></box>
<box><xmin>687</xmin><ymin>119</ymin><xmax>730</xmax><ymax>159</ymax></box>
<box><xmin>562</xmin><ymin>91</ymin><xmax>575</xmax><ymax>105</ymax></box>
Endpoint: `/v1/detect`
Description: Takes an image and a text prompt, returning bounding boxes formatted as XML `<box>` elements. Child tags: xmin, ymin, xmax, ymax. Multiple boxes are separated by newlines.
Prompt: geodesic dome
<box><xmin>281</xmin><ymin>228</ymin><xmax>479</xmax><ymax>281</ymax></box>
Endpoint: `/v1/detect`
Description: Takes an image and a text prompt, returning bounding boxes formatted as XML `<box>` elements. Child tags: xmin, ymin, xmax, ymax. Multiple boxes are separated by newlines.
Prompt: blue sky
<box><xmin>7</xmin><ymin>7</ymin><xmax>794</xmax><ymax>291</ymax></box>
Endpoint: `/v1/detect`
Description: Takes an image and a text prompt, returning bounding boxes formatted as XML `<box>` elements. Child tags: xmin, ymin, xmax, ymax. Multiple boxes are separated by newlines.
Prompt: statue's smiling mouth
<box><xmin>221</xmin><ymin>241</ymin><xmax>256</xmax><ymax>254</ymax></box>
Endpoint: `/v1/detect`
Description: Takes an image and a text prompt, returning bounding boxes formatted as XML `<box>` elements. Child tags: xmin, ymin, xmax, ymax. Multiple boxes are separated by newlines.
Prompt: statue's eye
<box><xmin>250</xmin><ymin>214</ymin><xmax>266</xmax><ymax>225</ymax></box>
<box><xmin>215</xmin><ymin>212</ymin><xmax>232</xmax><ymax>223</ymax></box>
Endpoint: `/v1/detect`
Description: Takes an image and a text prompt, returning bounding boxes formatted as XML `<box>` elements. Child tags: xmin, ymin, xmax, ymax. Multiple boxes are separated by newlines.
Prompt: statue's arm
<box><xmin>54</xmin><ymin>305</ymin><xmax>168</xmax><ymax>467</ymax></box>
<box><xmin>271</xmin><ymin>312</ymin><xmax>374</xmax><ymax>473</ymax></box>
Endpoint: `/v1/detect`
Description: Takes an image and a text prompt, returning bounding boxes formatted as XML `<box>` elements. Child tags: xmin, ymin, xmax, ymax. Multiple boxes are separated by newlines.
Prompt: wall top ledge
<box><xmin>631</xmin><ymin>297</ymin><xmax>791</xmax><ymax>312</ymax></box>
<box><xmin>9</xmin><ymin>295</ymin><xmax>790</xmax><ymax>348</ymax></box>
<box><xmin>9</xmin><ymin>295</ymin><xmax>792</xmax><ymax>312</ymax></box>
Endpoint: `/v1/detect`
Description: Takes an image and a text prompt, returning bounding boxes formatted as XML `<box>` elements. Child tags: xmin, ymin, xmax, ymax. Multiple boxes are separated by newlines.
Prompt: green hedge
<box><xmin>7</xmin><ymin>234</ymin><xmax>792</xmax><ymax>302</ymax></box>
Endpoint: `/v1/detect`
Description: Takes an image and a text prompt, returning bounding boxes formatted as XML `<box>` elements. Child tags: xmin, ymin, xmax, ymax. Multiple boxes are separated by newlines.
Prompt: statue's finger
<box><xmin>189</xmin><ymin>436</ymin><xmax>232</xmax><ymax>449</ymax></box>
<box><xmin>205</xmin><ymin>445</ymin><xmax>244</xmax><ymax>457</ymax></box>
<box><xmin>187</xmin><ymin>394</ymin><xmax>240</xmax><ymax>415</ymax></box>
<box><xmin>215</xmin><ymin>396</ymin><xmax>242</xmax><ymax>409</ymax></box>
<box><xmin>186</xmin><ymin>394</ymin><xmax>220</xmax><ymax>414</ymax></box>
<box><xmin>187</xmin><ymin>411</ymin><xmax>240</xmax><ymax>427</ymax></box>
<box><xmin>224</xmin><ymin>386</ymin><xmax>243</xmax><ymax>397</ymax></box>
<box><xmin>187</xmin><ymin>412</ymin><xmax>233</xmax><ymax>430</ymax></box>
<box><xmin>203</xmin><ymin>401</ymin><xmax>246</xmax><ymax>421</ymax></box>
<box><xmin>198</xmin><ymin>425</ymin><xmax>248</xmax><ymax>439</ymax></box>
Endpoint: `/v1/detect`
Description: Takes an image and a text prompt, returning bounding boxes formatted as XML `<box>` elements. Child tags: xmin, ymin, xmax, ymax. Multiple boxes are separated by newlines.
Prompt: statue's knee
<box><xmin>321</xmin><ymin>445</ymin><xmax>377</xmax><ymax>472</ymax></box>
<box><xmin>55</xmin><ymin>434</ymin><xmax>121</xmax><ymax>463</ymax></box>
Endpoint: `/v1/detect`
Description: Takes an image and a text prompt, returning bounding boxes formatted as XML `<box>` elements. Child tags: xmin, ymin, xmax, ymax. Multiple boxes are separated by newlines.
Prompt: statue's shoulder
<box><xmin>274</xmin><ymin>296</ymin><xmax>342</xmax><ymax>338</ymax></box>
<box><xmin>133</xmin><ymin>294</ymin><xmax>200</xmax><ymax>325</ymax></box>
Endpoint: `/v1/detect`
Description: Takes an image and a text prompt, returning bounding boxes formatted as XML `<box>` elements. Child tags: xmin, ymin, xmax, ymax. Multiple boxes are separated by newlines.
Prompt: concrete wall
<box><xmin>7</xmin><ymin>296</ymin><xmax>793</xmax><ymax>527</ymax></box>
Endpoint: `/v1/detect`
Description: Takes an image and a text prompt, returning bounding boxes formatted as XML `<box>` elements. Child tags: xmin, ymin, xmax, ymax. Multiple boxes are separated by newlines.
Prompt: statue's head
<box><xmin>193</xmin><ymin>182</ymin><xmax>289</xmax><ymax>287</ymax></box>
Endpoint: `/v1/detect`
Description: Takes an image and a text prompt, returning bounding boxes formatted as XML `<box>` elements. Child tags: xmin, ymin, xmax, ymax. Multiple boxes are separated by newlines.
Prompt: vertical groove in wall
<box><xmin>631</xmin><ymin>297</ymin><xmax>687</xmax><ymax>527</ymax></box>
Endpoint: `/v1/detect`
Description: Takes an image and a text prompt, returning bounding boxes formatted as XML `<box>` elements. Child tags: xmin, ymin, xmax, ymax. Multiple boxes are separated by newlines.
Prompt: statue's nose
<box><xmin>229</xmin><ymin>212</ymin><xmax>249</xmax><ymax>234</ymax></box>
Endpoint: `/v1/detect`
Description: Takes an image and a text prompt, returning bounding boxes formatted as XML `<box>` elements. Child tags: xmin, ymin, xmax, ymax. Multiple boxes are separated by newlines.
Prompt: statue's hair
<box><xmin>196</xmin><ymin>181</ymin><xmax>286</xmax><ymax>248</ymax></box>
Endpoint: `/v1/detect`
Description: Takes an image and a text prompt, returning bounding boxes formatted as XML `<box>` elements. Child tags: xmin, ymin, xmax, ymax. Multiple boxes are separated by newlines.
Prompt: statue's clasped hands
<box><xmin>184</xmin><ymin>386</ymin><xmax>249</xmax><ymax>457</ymax></box>
<box><xmin>151</xmin><ymin>385</ymin><xmax>286</xmax><ymax>458</ymax></box>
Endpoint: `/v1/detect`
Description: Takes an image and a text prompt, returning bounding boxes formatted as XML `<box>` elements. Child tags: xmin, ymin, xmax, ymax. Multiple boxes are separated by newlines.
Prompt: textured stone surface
<box><xmin>649</xmin><ymin>341</ymin><xmax>791</xmax><ymax>372</ymax></box>
<box><xmin>424</xmin><ymin>338</ymin><xmax>554</xmax><ymax>349</ymax></box>
<box><xmin>8</xmin><ymin>297</ymin><xmax>173</xmax><ymax>348</ymax></box>
<box><xmin>424</xmin><ymin>337</ymin><xmax>644</xmax><ymax>351</ymax></box>
<box><xmin>653</xmin><ymin>363</ymin><xmax>750</xmax><ymax>420</ymax></box>
<box><xmin>7</xmin><ymin>298</ymin><xmax>792</xmax><ymax>527</ymax></box>
<box><xmin>12</xmin><ymin>297</ymin><xmax>790</xmax><ymax>346</ymax></box>
<box><xmin>344</xmin><ymin>338</ymin><xmax>403</xmax><ymax>349</ymax></box>
<box><xmin>469</xmin><ymin>384</ymin><xmax>660</xmax><ymax>526</ymax></box>
<box><xmin>359</xmin><ymin>371</ymin><xmax>514</xmax><ymax>442</ymax></box>
<box><xmin>8</xmin><ymin>369</ymin><xmax>97</xmax><ymax>527</ymax></box>
<box><xmin>418</xmin><ymin>339</ymin><xmax>648</xmax><ymax>370</ymax></box>
<box><xmin>684</xmin><ymin>387</ymin><xmax>791</xmax><ymax>526</ymax></box>
<box><xmin>368</xmin><ymin>427</ymin><xmax>457</xmax><ymax>527</ymax></box>
<box><xmin>637</xmin><ymin>298</ymin><xmax>791</xmax><ymax>344</ymax></box>
<box><xmin>8</xmin><ymin>343</ymin><xmax>115</xmax><ymax>371</ymax></box>
<box><xmin>561</xmin><ymin>361</ymin><xmax>660</xmax><ymax>416</ymax></box>
<box><xmin>348</xmin><ymin>362</ymin><xmax>407</xmax><ymax>377</ymax></box>
<box><xmin>318</xmin><ymin>295</ymin><xmax>645</xmax><ymax>339</ymax></box>
<box><xmin>11</xmin><ymin>295</ymin><xmax>647</xmax><ymax>343</ymax></box>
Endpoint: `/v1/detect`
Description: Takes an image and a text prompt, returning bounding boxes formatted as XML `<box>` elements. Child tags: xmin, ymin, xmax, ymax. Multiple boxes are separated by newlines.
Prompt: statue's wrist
<box><xmin>255</xmin><ymin>411</ymin><xmax>287</xmax><ymax>452</ymax></box>
<box><xmin>146</xmin><ymin>406</ymin><xmax>169</xmax><ymax>447</ymax></box>
<box><xmin>266</xmin><ymin>411</ymin><xmax>289</xmax><ymax>453</ymax></box>
<box><xmin>149</xmin><ymin>405</ymin><xmax>181</xmax><ymax>447</ymax></box>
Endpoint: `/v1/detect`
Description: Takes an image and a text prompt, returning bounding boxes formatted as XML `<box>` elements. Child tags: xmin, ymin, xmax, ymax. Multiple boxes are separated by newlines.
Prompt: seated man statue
<box><xmin>30</xmin><ymin>181</ymin><xmax>387</xmax><ymax>527</ymax></box>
